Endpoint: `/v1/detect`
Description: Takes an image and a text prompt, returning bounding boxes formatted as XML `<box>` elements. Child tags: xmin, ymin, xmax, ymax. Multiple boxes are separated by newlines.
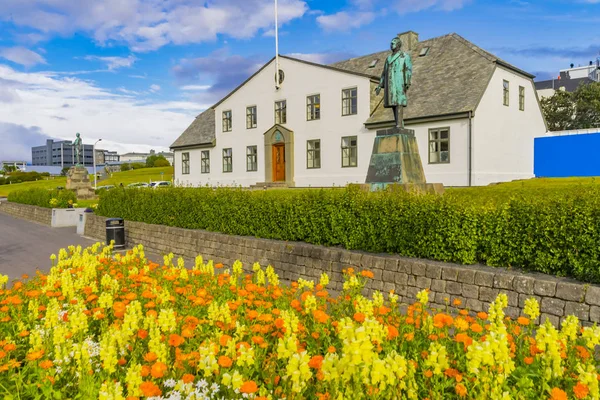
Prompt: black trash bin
<box><xmin>106</xmin><ymin>218</ymin><xmax>125</xmax><ymax>249</ymax></box>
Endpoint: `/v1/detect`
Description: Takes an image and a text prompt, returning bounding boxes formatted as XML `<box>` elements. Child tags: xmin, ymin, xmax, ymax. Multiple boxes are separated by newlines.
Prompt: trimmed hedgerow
<box><xmin>96</xmin><ymin>186</ymin><xmax>600</xmax><ymax>283</ymax></box>
<box><xmin>8</xmin><ymin>188</ymin><xmax>77</xmax><ymax>208</ymax></box>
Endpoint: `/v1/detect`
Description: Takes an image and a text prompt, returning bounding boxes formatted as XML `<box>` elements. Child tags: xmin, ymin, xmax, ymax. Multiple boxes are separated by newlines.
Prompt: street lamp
<box><xmin>93</xmin><ymin>139</ymin><xmax>102</xmax><ymax>190</ymax></box>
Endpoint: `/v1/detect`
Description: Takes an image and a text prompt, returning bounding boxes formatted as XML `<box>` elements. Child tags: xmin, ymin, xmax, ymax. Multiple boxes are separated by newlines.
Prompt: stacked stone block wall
<box><xmin>84</xmin><ymin>213</ymin><xmax>600</xmax><ymax>326</ymax></box>
<box><xmin>0</xmin><ymin>202</ymin><xmax>52</xmax><ymax>225</ymax></box>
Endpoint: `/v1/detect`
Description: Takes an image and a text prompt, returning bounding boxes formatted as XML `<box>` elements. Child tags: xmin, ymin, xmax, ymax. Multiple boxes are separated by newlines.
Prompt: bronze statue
<box><xmin>73</xmin><ymin>133</ymin><xmax>83</xmax><ymax>166</ymax></box>
<box><xmin>375</xmin><ymin>37</ymin><xmax>413</xmax><ymax>128</ymax></box>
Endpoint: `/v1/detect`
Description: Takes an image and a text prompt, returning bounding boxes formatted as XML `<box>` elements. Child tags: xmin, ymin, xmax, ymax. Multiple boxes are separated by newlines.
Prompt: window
<box><xmin>275</xmin><ymin>100</ymin><xmax>287</xmax><ymax>124</ymax></box>
<box><xmin>201</xmin><ymin>150</ymin><xmax>210</xmax><ymax>174</ymax></box>
<box><xmin>307</xmin><ymin>139</ymin><xmax>321</xmax><ymax>169</ymax></box>
<box><xmin>341</xmin><ymin>136</ymin><xmax>357</xmax><ymax>167</ymax></box>
<box><xmin>246</xmin><ymin>106</ymin><xmax>257</xmax><ymax>129</ymax></box>
<box><xmin>182</xmin><ymin>152</ymin><xmax>190</xmax><ymax>174</ymax></box>
<box><xmin>222</xmin><ymin>148</ymin><xmax>232</xmax><ymax>172</ymax></box>
<box><xmin>246</xmin><ymin>146</ymin><xmax>257</xmax><ymax>172</ymax></box>
<box><xmin>519</xmin><ymin>86</ymin><xmax>525</xmax><ymax>111</ymax></box>
<box><xmin>222</xmin><ymin>110</ymin><xmax>232</xmax><ymax>132</ymax></box>
<box><xmin>503</xmin><ymin>80</ymin><xmax>509</xmax><ymax>106</ymax></box>
<box><xmin>342</xmin><ymin>88</ymin><xmax>357</xmax><ymax>116</ymax></box>
<box><xmin>306</xmin><ymin>94</ymin><xmax>320</xmax><ymax>121</ymax></box>
<box><xmin>429</xmin><ymin>128</ymin><xmax>450</xmax><ymax>164</ymax></box>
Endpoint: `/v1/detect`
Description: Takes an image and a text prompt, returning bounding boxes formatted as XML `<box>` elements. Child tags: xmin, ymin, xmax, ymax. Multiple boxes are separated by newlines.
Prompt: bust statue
<box><xmin>375</xmin><ymin>37</ymin><xmax>413</xmax><ymax>128</ymax></box>
<box><xmin>73</xmin><ymin>132</ymin><xmax>83</xmax><ymax>166</ymax></box>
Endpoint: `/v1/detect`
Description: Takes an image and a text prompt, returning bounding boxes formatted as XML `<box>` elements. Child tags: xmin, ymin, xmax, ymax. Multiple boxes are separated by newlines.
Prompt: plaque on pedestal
<box><xmin>66</xmin><ymin>166</ymin><xmax>97</xmax><ymax>200</ymax></box>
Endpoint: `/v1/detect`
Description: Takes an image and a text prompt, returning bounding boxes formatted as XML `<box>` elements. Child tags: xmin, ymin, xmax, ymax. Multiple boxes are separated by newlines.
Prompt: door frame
<box><xmin>263</xmin><ymin>124</ymin><xmax>294</xmax><ymax>185</ymax></box>
<box><xmin>272</xmin><ymin>143</ymin><xmax>286</xmax><ymax>182</ymax></box>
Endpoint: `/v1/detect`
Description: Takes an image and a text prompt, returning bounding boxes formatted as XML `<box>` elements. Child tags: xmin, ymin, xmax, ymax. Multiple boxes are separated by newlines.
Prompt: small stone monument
<box><xmin>366</xmin><ymin>36</ymin><xmax>443</xmax><ymax>194</ymax></box>
<box><xmin>66</xmin><ymin>133</ymin><xmax>96</xmax><ymax>200</ymax></box>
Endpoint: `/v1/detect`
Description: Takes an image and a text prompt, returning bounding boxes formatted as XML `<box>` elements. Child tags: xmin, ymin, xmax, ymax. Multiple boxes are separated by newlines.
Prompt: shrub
<box><xmin>153</xmin><ymin>158</ymin><xmax>170</xmax><ymax>167</ymax></box>
<box><xmin>8</xmin><ymin>188</ymin><xmax>77</xmax><ymax>208</ymax></box>
<box><xmin>130</xmin><ymin>162</ymin><xmax>146</xmax><ymax>170</ymax></box>
<box><xmin>97</xmin><ymin>186</ymin><xmax>600</xmax><ymax>283</ymax></box>
<box><xmin>0</xmin><ymin>171</ymin><xmax>45</xmax><ymax>186</ymax></box>
<box><xmin>120</xmin><ymin>163</ymin><xmax>131</xmax><ymax>172</ymax></box>
<box><xmin>0</xmin><ymin>244</ymin><xmax>597</xmax><ymax>399</ymax></box>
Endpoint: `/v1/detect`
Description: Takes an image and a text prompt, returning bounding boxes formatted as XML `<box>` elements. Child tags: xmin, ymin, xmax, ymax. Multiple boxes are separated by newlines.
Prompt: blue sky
<box><xmin>1</xmin><ymin>0</ymin><xmax>599</xmax><ymax>161</ymax></box>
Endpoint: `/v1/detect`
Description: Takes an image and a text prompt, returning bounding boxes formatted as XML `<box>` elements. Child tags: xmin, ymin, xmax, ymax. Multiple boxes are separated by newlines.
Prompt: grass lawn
<box><xmin>0</xmin><ymin>167</ymin><xmax>173</xmax><ymax>198</ymax></box>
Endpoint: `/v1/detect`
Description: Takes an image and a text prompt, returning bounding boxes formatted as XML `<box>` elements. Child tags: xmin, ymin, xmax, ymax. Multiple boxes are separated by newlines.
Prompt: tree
<box><xmin>154</xmin><ymin>158</ymin><xmax>170</xmax><ymax>167</ymax></box>
<box><xmin>541</xmin><ymin>82</ymin><xmax>600</xmax><ymax>131</ymax></box>
<box><xmin>146</xmin><ymin>154</ymin><xmax>168</xmax><ymax>168</ymax></box>
<box><xmin>60</xmin><ymin>167</ymin><xmax>70</xmax><ymax>176</ymax></box>
<box><xmin>130</xmin><ymin>162</ymin><xmax>145</xmax><ymax>170</ymax></box>
<box><xmin>120</xmin><ymin>163</ymin><xmax>131</xmax><ymax>172</ymax></box>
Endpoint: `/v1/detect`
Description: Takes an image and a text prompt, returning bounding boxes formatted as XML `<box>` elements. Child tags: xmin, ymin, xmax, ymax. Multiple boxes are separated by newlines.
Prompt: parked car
<box><xmin>150</xmin><ymin>181</ymin><xmax>171</xmax><ymax>188</ymax></box>
<box><xmin>127</xmin><ymin>182</ymin><xmax>149</xmax><ymax>188</ymax></box>
<box><xmin>96</xmin><ymin>185</ymin><xmax>115</xmax><ymax>191</ymax></box>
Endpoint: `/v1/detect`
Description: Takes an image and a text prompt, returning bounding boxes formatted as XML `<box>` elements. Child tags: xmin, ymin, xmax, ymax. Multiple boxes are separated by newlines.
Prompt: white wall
<box><xmin>408</xmin><ymin>118</ymin><xmax>470</xmax><ymax>187</ymax></box>
<box><xmin>473</xmin><ymin>66</ymin><xmax>547</xmax><ymax>186</ymax></box>
<box><xmin>177</xmin><ymin>57</ymin><xmax>373</xmax><ymax>187</ymax></box>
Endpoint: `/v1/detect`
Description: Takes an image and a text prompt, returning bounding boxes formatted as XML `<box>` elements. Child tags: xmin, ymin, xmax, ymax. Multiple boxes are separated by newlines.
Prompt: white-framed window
<box><xmin>222</xmin><ymin>110</ymin><xmax>232</xmax><ymax>132</ymax></box>
<box><xmin>275</xmin><ymin>100</ymin><xmax>287</xmax><ymax>124</ymax></box>
<box><xmin>503</xmin><ymin>80</ymin><xmax>509</xmax><ymax>106</ymax></box>
<box><xmin>246</xmin><ymin>146</ymin><xmax>257</xmax><ymax>172</ymax></box>
<box><xmin>246</xmin><ymin>106</ymin><xmax>257</xmax><ymax>129</ymax></box>
<box><xmin>182</xmin><ymin>152</ymin><xmax>190</xmax><ymax>174</ymax></box>
<box><xmin>519</xmin><ymin>86</ymin><xmax>525</xmax><ymax>111</ymax></box>
<box><xmin>307</xmin><ymin>140</ymin><xmax>321</xmax><ymax>169</ymax></box>
<box><xmin>429</xmin><ymin>128</ymin><xmax>450</xmax><ymax>164</ymax></box>
<box><xmin>223</xmin><ymin>148</ymin><xmax>232</xmax><ymax>172</ymax></box>
<box><xmin>341</xmin><ymin>136</ymin><xmax>357</xmax><ymax>167</ymax></box>
<box><xmin>307</xmin><ymin>94</ymin><xmax>320</xmax><ymax>121</ymax></box>
<box><xmin>201</xmin><ymin>150</ymin><xmax>210</xmax><ymax>174</ymax></box>
<box><xmin>342</xmin><ymin>87</ymin><xmax>358</xmax><ymax>116</ymax></box>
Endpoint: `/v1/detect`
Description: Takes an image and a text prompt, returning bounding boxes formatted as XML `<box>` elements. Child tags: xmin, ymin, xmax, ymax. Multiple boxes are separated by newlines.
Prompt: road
<box><xmin>0</xmin><ymin>212</ymin><xmax>95</xmax><ymax>280</ymax></box>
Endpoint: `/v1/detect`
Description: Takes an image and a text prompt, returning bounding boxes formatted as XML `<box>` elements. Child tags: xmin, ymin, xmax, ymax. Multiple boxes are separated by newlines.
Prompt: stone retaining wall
<box><xmin>85</xmin><ymin>213</ymin><xmax>600</xmax><ymax>326</ymax></box>
<box><xmin>0</xmin><ymin>202</ymin><xmax>52</xmax><ymax>225</ymax></box>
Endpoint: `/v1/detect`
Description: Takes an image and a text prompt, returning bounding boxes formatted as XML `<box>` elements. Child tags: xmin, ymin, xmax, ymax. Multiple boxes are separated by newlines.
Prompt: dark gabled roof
<box><xmin>535</xmin><ymin>77</ymin><xmax>595</xmax><ymax>93</ymax></box>
<box><xmin>170</xmin><ymin>108</ymin><xmax>215</xmax><ymax>149</ymax></box>
<box><xmin>332</xmin><ymin>33</ymin><xmax>534</xmax><ymax>125</ymax></box>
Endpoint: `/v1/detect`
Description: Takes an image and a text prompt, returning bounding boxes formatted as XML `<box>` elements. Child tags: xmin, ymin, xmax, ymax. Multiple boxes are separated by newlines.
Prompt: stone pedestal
<box><xmin>66</xmin><ymin>166</ymin><xmax>97</xmax><ymax>200</ymax></box>
<box><xmin>365</xmin><ymin>127</ymin><xmax>444</xmax><ymax>194</ymax></box>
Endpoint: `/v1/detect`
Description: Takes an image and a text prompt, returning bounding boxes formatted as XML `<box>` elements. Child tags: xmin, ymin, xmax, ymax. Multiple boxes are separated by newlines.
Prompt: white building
<box><xmin>536</xmin><ymin>59</ymin><xmax>600</xmax><ymax>99</ymax></box>
<box><xmin>120</xmin><ymin>150</ymin><xmax>174</xmax><ymax>165</ymax></box>
<box><xmin>171</xmin><ymin>32</ymin><xmax>547</xmax><ymax>188</ymax></box>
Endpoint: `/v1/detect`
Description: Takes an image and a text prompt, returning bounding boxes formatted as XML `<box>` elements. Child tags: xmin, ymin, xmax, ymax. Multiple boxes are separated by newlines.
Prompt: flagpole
<box><xmin>275</xmin><ymin>0</ymin><xmax>280</xmax><ymax>89</ymax></box>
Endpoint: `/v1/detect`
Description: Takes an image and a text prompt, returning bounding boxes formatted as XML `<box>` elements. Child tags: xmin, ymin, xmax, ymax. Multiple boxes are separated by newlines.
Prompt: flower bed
<box><xmin>0</xmin><ymin>244</ymin><xmax>598</xmax><ymax>399</ymax></box>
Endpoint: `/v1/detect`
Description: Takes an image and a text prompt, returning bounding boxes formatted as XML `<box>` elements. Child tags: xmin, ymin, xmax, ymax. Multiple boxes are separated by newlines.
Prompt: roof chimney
<box><xmin>397</xmin><ymin>31</ymin><xmax>419</xmax><ymax>51</ymax></box>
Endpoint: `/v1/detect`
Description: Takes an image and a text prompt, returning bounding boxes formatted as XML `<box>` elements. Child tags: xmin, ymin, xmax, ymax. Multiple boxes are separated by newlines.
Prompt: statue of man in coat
<box><xmin>375</xmin><ymin>37</ymin><xmax>413</xmax><ymax>128</ymax></box>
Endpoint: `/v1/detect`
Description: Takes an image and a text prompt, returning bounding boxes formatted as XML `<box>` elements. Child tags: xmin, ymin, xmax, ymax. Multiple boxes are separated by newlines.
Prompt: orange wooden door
<box><xmin>272</xmin><ymin>144</ymin><xmax>285</xmax><ymax>181</ymax></box>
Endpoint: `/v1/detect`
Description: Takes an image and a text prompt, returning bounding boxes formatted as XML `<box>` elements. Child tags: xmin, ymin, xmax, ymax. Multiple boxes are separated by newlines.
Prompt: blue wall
<box><xmin>534</xmin><ymin>132</ymin><xmax>600</xmax><ymax>177</ymax></box>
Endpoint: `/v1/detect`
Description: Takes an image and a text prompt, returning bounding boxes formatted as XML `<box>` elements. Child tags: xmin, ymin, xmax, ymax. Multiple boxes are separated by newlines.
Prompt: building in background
<box><xmin>32</xmin><ymin>139</ymin><xmax>94</xmax><ymax>167</ymax></box>
<box><xmin>120</xmin><ymin>149</ymin><xmax>173</xmax><ymax>165</ymax></box>
<box><xmin>536</xmin><ymin>59</ymin><xmax>600</xmax><ymax>98</ymax></box>
<box><xmin>1</xmin><ymin>161</ymin><xmax>27</xmax><ymax>171</ymax></box>
<box><xmin>95</xmin><ymin>149</ymin><xmax>120</xmax><ymax>165</ymax></box>
<box><xmin>171</xmin><ymin>31</ymin><xmax>547</xmax><ymax>188</ymax></box>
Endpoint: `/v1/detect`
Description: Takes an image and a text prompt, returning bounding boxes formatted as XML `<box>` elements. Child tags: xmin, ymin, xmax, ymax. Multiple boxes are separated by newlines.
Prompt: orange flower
<box><xmin>39</xmin><ymin>360</ymin><xmax>53</xmax><ymax>369</ymax></box>
<box><xmin>18</xmin><ymin>330</ymin><xmax>30</xmax><ymax>337</ymax></box>
<box><xmin>218</xmin><ymin>356</ymin><xmax>233</xmax><ymax>368</ymax></box>
<box><xmin>360</xmin><ymin>270</ymin><xmax>374</xmax><ymax>279</ymax></box>
<box><xmin>240</xmin><ymin>381</ymin><xmax>258</xmax><ymax>394</ymax></box>
<box><xmin>168</xmin><ymin>334</ymin><xmax>185</xmax><ymax>347</ymax></box>
<box><xmin>387</xmin><ymin>325</ymin><xmax>399</xmax><ymax>340</ymax></box>
<box><xmin>141</xmin><ymin>365</ymin><xmax>151</xmax><ymax>377</ymax></box>
<box><xmin>308</xmin><ymin>355</ymin><xmax>323</xmax><ymax>369</ymax></box>
<box><xmin>455</xmin><ymin>383</ymin><xmax>467</xmax><ymax>397</ymax></box>
<box><xmin>182</xmin><ymin>374</ymin><xmax>195</xmax><ymax>384</ymax></box>
<box><xmin>26</xmin><ymin>349</ymin><xmax>44</xmax><ymax>361</ymax></box>
<box><xmin>477</xmin><ymin>312</ymin><xmax>488</xmax><ymax>320</ymax></box>
<box><xmin>404</xmin><ymin>332</ymin><xmax>414</xmax><ymax>341</ymax></box>
<box><xmin>140</xmin><ymin>381</ymin><xmax>162</xmax><ymax>397</ymax></box>
<box><xmin>137</xmin><ymin>329</ymin><xmax>148</xmax><ymax>340</ymax></box>
<box><xmin>424</xmin><ymin>370</ymin><xmax>433</xmax><ymax>378</ymax></box>
<box><xmin>220</xmin><ymin>335</ymin><xmax>232</xmax><ymax>347</ymax></box>
<box><xmin>523</xmin><ymin>357</ymin><xmax>534</xmax><ymax>365</ymax></box>
<box><xmin>549</xmin><ymin>388</ymin><xmax>567</xmax><ymax>400</ymax></box>
<box><xmin>573</xmin><ymin>382</ymin><xmax>589</xmax><ymax>399</ymax></box>
<box><xmin>470</xmin><ymin>323</ymin><xmax>483</xmax><ymax>333</ymax></box>
<box><xmin>517</xmin><ymin>317</ymin><xmax>530</xmax><ymax>326</ymax></box>
<box><xmin>143</xmin><ymin>352</ymin><xmax>158</xmax><ymax>363</ymax></box>
<box><xmin>453</xmin><ymin>298</ymin><xmax>462</xmax><ymax>306</ymax></box>
<box><xmin>150</xmin><ymin>361</ymin><xmax>167</xmax><ymax>378</ymax></box>
<box><xmin>327</xmin><ymin>346</ymin><xmax>336</xmax><ymax>353</ymax></box>
<box><xmin>353</xmin><ymin>313</ymin><xmax>365</xmax><ymax>323</ymax></box>
<box><xmin>312</xmin><ymin>310</ymin><xmax>329</xmax><ymax>324</ymax></box>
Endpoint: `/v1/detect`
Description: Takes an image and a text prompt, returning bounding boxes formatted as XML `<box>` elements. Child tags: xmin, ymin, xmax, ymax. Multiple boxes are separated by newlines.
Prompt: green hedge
<box><xmin>96</xmin><ymin>186</ymin><xmax>600</xmax><ymax>283</ymax></box>
<box><xmin>8</xmin><ymin>188</ymin><xmax>77</xmax><ymax>208</ymax></box>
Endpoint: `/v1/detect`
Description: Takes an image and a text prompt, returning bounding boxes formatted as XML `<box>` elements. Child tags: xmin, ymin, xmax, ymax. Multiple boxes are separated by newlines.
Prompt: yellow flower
<box><xmin>416</xmin><ymin>289</ymin><xmax>429</xmax><ymax>305</ymax></box>
<box><xmin>285</xmin><ymin>351</ymin><xmax>312</xmax><ymax>393</ymax></box>
<box><xmin>524</xmin><ymin>297</ymin><xmax>540</xmax><ymax>321</ymax></box>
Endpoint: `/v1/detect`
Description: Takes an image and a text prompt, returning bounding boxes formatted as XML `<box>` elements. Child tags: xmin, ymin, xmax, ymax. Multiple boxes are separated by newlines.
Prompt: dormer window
<box><xmin>368</xmin><ymin>59</ymin><xmax>379</xmax><ymax>68</ymax></box>
<box><xmin>419</xmin><ymin>47</ymin><xmax>430</xmax><ymax>57</ymax></box>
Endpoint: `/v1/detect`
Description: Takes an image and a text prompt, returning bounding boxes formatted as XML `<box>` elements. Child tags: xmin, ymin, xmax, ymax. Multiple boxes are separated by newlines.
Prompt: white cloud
<box><xmin>0</xmin><ymin>64</ymin><xmax>208</xmax><ymax>155</ymax></box>
<box><xmin>316</xmin><ymin>11</ymin><xmax>375</xmax><ymax>32</ymax></box>
<box><xmin>84</xmin><ymin>55</ymin><xmax>137</xmax><ymax>70</ymax></box>
<box><xmin>392</xmin><ymin>0</ymin><xmax>471</xmax><ymax>13</ymax></box>
<box><xmin>149</xmin><ymin>84</ymin><xmax>161</xmax><ymax>92</ymax></box>
<box><xmin>1</xmin><ymin>0</ymin><xmax>308</xmax><ymax>52</ymax></box>
<box><xmin>0</xmin><ymin>47</ymin><xmax>47</xmax><ymax>67</ymax></box>
<box><xmin>0</xmin><ymin>123</ymin><xmax>51</xmax><ymax>162</ymax></box>
<box><xmin>180</xmin><ymin>85</ymin><xmax>211</xmax><ymax>91</ymax></box>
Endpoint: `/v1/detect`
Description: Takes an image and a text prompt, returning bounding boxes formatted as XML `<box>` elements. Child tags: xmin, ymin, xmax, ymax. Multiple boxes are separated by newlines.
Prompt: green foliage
<box><xmin>153</xmin><ymin>158</ymin><xmax>170</xmax><ymax>167</ymax></box>
<box><xmin>130</xmin><ymin>162</ymin><xmax>146</xmax><ymax>170</ymax></box>
<box><xmin>61</xmin><ymin>167</ymin><xmax>70</xmax><ymax>176</ymax></box>
<box><xmin>540</xmin><ymin>81</ymin><xmax>600</xmax><ymax>131</ymax></box>
<box><xmin>0</xmin><ymin>171</ymin><xmax>46</xmax><ymax>186</ymax></box>
<box><xmin>8</xmin><ymin>188</ymin><xmax>77</xmax><ymax>208</ymax></box>
<box><xmin>146</xmin><ymin>154</ymin><xmax>169</xmax><ymax>167</ymax></box>
<box><xmin>120</xmin><ymin>163</ymin><xmax>131</xmax><ymax>172</ymax></box>
<box><xmin>96</xmin><ymin>185</ymin><xmax>600</xmax><ymax>283</ymax></box>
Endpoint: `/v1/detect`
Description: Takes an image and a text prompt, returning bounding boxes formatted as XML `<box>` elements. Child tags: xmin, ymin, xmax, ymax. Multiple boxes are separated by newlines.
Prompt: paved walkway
<box><xmin>0</xmin><ymin>212</ymin><xmax>95</xmax><ymax>280</ymax></box>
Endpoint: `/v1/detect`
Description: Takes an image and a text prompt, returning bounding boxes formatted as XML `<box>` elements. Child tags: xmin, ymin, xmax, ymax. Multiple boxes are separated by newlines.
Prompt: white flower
<box><xmin>164</xmin><ymin>379</ymin><xmax>177</xmax><ymax>388</ymax></box>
